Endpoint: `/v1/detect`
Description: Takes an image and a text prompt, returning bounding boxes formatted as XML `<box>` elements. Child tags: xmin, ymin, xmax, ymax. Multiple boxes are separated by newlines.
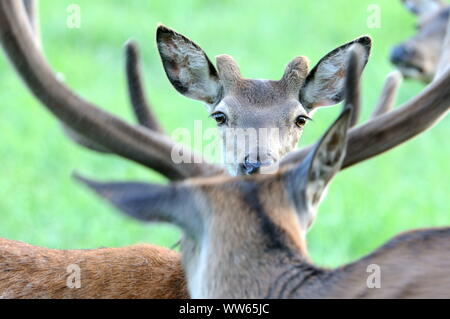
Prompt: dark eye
<box><xmin>295</xmin><ymin>115</ymin><xmax>310</xmax><ymax>128</ymax></box>
<box><xmin>211</xmin><ymin>112</ymin><xmax>227</xmax><ymax>125</ymax></box>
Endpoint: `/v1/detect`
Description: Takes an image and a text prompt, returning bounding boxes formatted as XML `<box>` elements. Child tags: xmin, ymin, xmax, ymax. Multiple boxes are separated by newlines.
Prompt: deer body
<box><xmin>328</xmin><ymin>228</ymin><xmax>450</xmax><ymax>299</ymax></box>
<box><xmin>188</xmin><ymin>226</ymin><xmax>450</xmax><ymax>298</ymax></box>
<box><xmin>0</xmin><ymin>238</ymin><xmax>187</xmax><ymax>299</ymax></box>
<box><xmin>178</xmin><ymin>178</ymin><xmax>450</xmax><ymax>299</ymax></box>
<box><xmin>79</xmin><ymin>48</ymin><xmax>450</xmax><ymax>299</ymax></box>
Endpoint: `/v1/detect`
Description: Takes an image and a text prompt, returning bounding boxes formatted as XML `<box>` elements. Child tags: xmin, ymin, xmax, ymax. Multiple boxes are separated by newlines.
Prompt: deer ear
<box><xmin>401</xmin><ymin>0</ymin><xmax>445</xmax><ymax>16</ymax></box>
<box><xmin>287</xmin><ymin>108</ymin><xmax>351</xmax><ymax>216</ymax></box>
<box><xmin>156</xmin><ymin>25</ymin><xmax>222</xmax><ymax>105</ymax></box>
<box><xmin>74</xmin><ymin>174</ymin><xmax>202</xmax><ymax>238</ymax></box>
<box><xmin>304</xmin><ymin>109</ymin><xmax>351</xmax><ymax>207</ymax></box>
<box><xmin>299</xmin><ymin>36</ymin><xmax>371</xmax><ymax>111</ymax></box>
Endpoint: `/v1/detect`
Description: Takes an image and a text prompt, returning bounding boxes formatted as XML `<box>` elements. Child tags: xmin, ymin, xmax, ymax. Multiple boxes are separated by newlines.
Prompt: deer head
<box><xmin>391</xmin><ymin>0</ymin><xmax>450</xmax><ymax>82</ymax></box>
<box><xmin>156</xmin><ymin>25</ymin><xmax>371</xmax><ymax>175</ymax></box>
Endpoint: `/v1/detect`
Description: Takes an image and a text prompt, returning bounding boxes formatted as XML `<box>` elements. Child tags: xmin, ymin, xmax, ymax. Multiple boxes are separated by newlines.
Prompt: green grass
<box><xmin>0</xmin><ymin>0</ymin><xmax>448</xmax><ymax>268</ymax></box>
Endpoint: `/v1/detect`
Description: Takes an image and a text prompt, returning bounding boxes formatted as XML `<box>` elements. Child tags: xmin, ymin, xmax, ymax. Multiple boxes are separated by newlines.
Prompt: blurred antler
<box><xmin>371</xmin><ymin>71</ymin><xmax>403</xmax><ymax>118</ymax></box>
<box><xmin>22</xmin><ymin>0</ymin><xmax>40</xmax><ymax>47</ymax></box>
<box><xmin>434</xmin><ymin>12</ymin><xmax>450</xmax><ymax>80</ymax></box>
<box><xmin>125</xmin><ymin>40</ymin><xmax>165</xmax><ymax>133</ymax></box>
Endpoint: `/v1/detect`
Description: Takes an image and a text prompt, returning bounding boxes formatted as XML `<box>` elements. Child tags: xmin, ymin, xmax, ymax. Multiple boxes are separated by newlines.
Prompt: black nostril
<box><xmin>390</xmin><ymin>46</ymin><xmax>405</xmax><ymax>64</ymax></box>
<box><xmin>245</xmin><ymin>162</ymin><xmax>261</xmax><ymax>175</ymax></box>
<box><xmin>242</xmin><ymin>156</ymin><xmax>261</xmax><ymax>175</ymax></box>
<box><xmin>390</xmin><ymin>46</ymin><xmax>414</xmax><ymax>64</ymax></box>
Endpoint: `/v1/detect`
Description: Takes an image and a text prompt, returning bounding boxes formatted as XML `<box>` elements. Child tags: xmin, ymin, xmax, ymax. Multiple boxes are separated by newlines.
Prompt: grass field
<box><xmin>0</xmin><ymin>0</ymin><xmax>448</xmax><ymax>268</ymax></box>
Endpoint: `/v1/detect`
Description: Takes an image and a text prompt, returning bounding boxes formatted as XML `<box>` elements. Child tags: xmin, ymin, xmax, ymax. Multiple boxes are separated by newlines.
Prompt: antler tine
<box><xmin>281</xmin><ymin>59</ymin><xmax>450</xmax><ymax>170</ymax></box>
<box><xmin>434</xmin><ymin>15</ymin><xmax>450</xmax><ymax>81</ymax></box>
<box><xmin>22</xmin><ymin>0</ymin><xmax>40</xmax><ymax>47</ymax></box>
<box><xmin>0</xmin><ymin>0</ymin><xmax>222</xmax><ymax>180</ymax></box>
<box><xmin>371</xmin><ymin>71</ymin><xmax>403</xmax><ymax>118</ymax></box>
<box><xmin>125</xmin><ymin>40</ymin><xmax>165</xmax><ymax>133</ymax></box>
<box><xmin>344</xmin><ymin>44</ymin><xmax>364</xmax><ymax>125</ymax></box>
<box><xmin>62</xmin><ymin>125</ymin><xmax>110</xmax><ymax>153</ymax></box>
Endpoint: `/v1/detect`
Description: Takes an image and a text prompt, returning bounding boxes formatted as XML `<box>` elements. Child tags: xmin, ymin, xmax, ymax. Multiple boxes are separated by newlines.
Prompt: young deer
<box><xmin>1</xmin><ymin>0</ymin><xmax>450</xmax><ymax>298</ymax></box>
<box><xmin>78</xmin><ymin>49</ymin><xmax>450</xmax><ymax>298</ymax></box>
<box><xmin>391</xmin><ymin>0</ymin><xmax>450</xmax><ymax>82</ymax></box>
<box><xmin>0</xmin><ymin>238</ymin><xmax>187</xmax><ymax>299</ymax></box>
<box><xmin>156</xmin><ymin>26</ymin><xmax>371</xmax><ymax>175</ymax></box>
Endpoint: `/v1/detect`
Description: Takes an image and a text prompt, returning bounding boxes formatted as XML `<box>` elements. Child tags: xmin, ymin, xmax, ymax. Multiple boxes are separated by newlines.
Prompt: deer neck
<box><xmin>181</xmin><ymin>233</ymin><xmax>333</xmax><ymax>299</ymax></box>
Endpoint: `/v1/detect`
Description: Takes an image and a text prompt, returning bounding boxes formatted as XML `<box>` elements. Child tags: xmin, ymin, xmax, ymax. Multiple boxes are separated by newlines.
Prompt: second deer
<box><xmin>391</xmin><ymin>0</ymin><xmax>450</xmax><ymax>82</ymax></box>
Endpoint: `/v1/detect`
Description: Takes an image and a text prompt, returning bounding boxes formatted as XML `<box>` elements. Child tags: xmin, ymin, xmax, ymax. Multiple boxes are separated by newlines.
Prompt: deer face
<box><xmin>391</xmin><ymin>0</ymin><xmax>449</xmax><ymax>82</ymax></box>
<box><xmin>212</xmin><ymin>68</ymin><xmax>309</xmax><ymax>176</ymax></box>
<box><xmin>156</xmin><ymin>25</ymin><xmax>370</xmax><ymax>176</ymax></box>
<box><xmin>78</xmin><ymin>108</ymin><xmax>351</xmax><ymax>298</ymax></box>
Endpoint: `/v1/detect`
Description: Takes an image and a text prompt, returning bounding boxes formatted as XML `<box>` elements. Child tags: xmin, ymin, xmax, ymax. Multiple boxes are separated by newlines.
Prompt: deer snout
<box><xmin>390</xmin><ymin>45</ymin><xmax>416</xmax><ymax>65</ymax></box>
<box><xmin>239</xmin><ymin>154</ymin><xmax>275</xmax><ymax>175</ymax></box>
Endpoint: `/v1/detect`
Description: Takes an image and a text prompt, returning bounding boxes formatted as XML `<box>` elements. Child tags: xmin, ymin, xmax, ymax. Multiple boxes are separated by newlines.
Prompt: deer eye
<box><xmin>295</xmin><ymin>115</ymin><xmax>310</xmax><ymax>128</ymax></box>
<box><xmin>211</xmin><ymin>112</ymin><xmax>227</xmax><ymax>125</ymax></box>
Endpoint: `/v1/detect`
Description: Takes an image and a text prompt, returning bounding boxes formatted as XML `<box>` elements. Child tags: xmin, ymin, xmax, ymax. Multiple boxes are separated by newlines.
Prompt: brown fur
<box><xmin>329</xmin><ymin>228</ymin><xmax>450</xmax><ymax>298</ymax></box>
<box><xmin>184</xmin><ymin>176</ymin><xmax>450</xmax><ymax>298</ymax></box>
<box><xmin>0</xmin><ymin>238</ymin><xmax>187</xmax><ymax>299</ymax></box>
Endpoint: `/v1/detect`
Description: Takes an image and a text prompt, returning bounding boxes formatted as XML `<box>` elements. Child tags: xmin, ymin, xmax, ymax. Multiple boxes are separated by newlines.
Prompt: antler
<box><xmin>0</xmin><ymin>0</ymin><xmax>224</xmax><ymax>181</ymax></box>
<box><xmin>434</xmin><ymin>12</ymin><xmax>450</xmax><ymax>81</ymax></box>
<box><xmin>22</xmin><ymin>0</ymin><xmax>39</xmax><ymax>47</ymax></box>
<box><xmin>125</xmin><ymin>40</ymin><xmax>165</xmax><ymax>133</ymax></box>
<box><xmin>370</xmin><ymin>71</ymin><xmax>403</xmax><ymax>118</ymax></box>
<box><xmin>281</xmin><ymin>59</ymin><xmax>450</xmax><ymax>169</ymax></box>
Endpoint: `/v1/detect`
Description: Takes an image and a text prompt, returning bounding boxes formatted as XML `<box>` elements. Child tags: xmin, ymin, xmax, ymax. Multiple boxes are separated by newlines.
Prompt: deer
<box><xmin>390</xmin><ymin>0</ymin><xmax>450</xmax><ymax>82</ymax></box>
<box><xmin>77</xmin><ymin>46</ymin><xmax>450</xmax><ymax>299</ymax></box>
<box><xmin>0</xmin><ymin>0</ymin><xmax>449</xmax><ymax>298</ymax></box>
<box><xmin>154</xmin><ymin>25</ymin><xmax>373</xmax><ymax>175</ymax></box>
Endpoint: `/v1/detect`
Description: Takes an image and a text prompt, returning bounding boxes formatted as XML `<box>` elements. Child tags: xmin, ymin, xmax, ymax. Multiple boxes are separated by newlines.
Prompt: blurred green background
<box><xmin>0</xmin><ymin>0</ymin><xmax>448</xmax><ymax>267</ymax></box>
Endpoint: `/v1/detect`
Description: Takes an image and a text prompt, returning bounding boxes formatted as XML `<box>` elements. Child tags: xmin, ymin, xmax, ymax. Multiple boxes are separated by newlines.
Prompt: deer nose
<box><xmin>390</xmin><ymin>45</ymin><xmax>414</xmax><ymax>64</ymax></box>
<box><xmin>240</xmin><ymin>156</ymin><xmax>262</xmax><ymax>175</ymax></box>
